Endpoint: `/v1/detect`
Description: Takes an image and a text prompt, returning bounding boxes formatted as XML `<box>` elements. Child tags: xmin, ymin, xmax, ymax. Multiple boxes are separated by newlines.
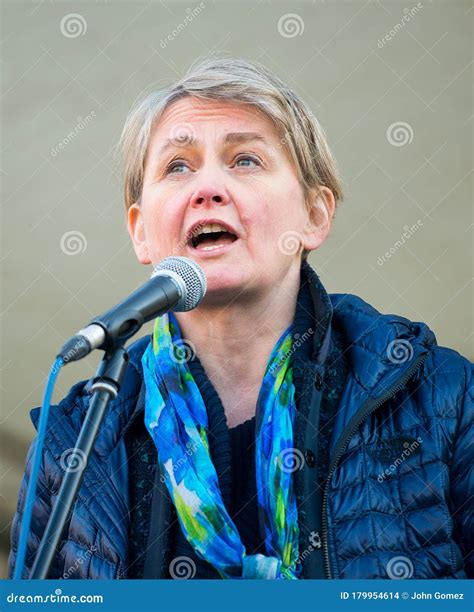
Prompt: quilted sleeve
<box><xmin>450</xmin><ymin>358</ymin><xmax>474</xmax><ymax>577</ymax></box>
<box><xmin>7</xmin><ymin>435</ymin><xmax>61</xmax><ymax>579</ymax></box>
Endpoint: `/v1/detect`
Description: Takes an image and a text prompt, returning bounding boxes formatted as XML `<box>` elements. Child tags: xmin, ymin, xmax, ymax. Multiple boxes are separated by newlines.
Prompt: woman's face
<box><xmin>128</xmin><ymin>97</ymin><xmax>333</xmax><ymax>305</ymax></box>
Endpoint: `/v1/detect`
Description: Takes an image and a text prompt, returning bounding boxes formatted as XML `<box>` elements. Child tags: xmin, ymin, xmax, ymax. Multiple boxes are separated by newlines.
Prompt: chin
<box><xmin>197</xmin><ymin>261</ymin><xmax>259</xmax><ymax>307</ymax></box>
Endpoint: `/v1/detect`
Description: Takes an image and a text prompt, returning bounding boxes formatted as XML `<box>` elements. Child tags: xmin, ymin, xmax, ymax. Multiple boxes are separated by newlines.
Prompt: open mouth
<box><xmin>189</xmin><ymin>222</ymin><xmax>238</xmax><ymax>251</ymax></box>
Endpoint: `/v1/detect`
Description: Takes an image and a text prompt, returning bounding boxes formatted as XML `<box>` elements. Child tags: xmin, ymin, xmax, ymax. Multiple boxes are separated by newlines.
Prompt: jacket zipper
<box><xmin>321</xmin><ymin>350</ymin><xmax>429</xmax><ymax>578</ymax></box>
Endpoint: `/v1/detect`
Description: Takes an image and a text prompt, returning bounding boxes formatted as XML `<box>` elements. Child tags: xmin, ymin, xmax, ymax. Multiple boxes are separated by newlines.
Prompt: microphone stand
<box><xmin>29</xmin><ymin>345</ymin><xmax>130</xmax><ymax>579</ymax></box>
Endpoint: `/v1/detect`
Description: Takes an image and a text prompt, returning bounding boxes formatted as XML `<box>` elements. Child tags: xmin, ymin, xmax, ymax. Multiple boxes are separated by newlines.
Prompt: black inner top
<box><xmin>167</xmin><ymin>413</ymin><xmax>264</xmax><ymax>579</ymax></box>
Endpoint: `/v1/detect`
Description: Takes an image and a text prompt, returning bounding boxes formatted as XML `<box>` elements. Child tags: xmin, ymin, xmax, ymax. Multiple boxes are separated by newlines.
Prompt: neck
<box><xmin>174</xmin><ymin>266</ymin><xmax>301</xmax><ymax>427</ymax></box>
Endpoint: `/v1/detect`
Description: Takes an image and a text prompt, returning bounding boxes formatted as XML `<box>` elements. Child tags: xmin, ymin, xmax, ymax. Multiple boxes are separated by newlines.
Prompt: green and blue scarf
<box><xmin>141</xmin><ymin>312</ymin><xmax>301</xmax><ymax>579</ymax></box>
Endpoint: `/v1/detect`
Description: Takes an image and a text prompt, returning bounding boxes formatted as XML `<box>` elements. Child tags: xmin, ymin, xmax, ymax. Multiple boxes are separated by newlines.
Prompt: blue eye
<box><xmin>167</xmin><ymin>161</ymin><xmax>189</xmax><ymax>174</ymax></box>
<box><xmin>235</xmin><ymin>155</ymin><xmax>260</xmax><ymax>168</ymax></box>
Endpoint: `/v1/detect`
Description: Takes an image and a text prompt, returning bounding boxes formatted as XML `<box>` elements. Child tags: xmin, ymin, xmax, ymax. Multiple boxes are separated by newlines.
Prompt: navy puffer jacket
<box><xmin>8</xmin><ymin>266</ymin><xmax>473</xmax><ymax>579</ymax></box>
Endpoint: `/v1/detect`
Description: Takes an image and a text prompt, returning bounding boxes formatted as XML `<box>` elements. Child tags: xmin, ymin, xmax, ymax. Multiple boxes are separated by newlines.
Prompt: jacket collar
<box><xmin>297</xmin><ymin>260</ymin><xmax>333</xmax><ymax>365</ymax></box>
<box><xmin>330</xmin><ymin>291</ymin><xmax>436</xmax><ymax>392</ymax></box>
<box><xmin>128</xmin><ymin>261</ymin><xmax>435</xmax><ymax>370</ymax></box>
<box><xmin>118</xmin><ymin>262</ymin><xmax>436</xmax><ymax>433</ymax></box>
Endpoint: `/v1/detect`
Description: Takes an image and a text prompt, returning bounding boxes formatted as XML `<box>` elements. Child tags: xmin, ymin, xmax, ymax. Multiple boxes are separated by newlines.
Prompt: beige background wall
<box><xmin>1</xmin><ymin>0</ymin><xmax>472</xmax><ymax>577</ymax></box>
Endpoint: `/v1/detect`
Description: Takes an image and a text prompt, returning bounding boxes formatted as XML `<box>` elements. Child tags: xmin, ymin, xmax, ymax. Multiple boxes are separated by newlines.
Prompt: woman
<box><xmin>9</xmin><ymin>56</ymin><xmax>473</xmax><ymax>580</ymax></box>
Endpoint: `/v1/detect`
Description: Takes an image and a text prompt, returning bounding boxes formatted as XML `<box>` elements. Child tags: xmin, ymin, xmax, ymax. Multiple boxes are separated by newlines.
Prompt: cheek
<box><xmin>261</xmin><ymin>177</ymin><xmax>305</xmax><ymax>227</ymax></box>
<box><xmin>251</xmin><ymin>199</ymin><xmax>303</xmax><ymax>244</ymax></box>
<box><xmin>141</xmin><ymin>203</ymin><xmax>182</xmax><ymax>259</ymax></box>
<box><xmin>246</xmin><ymin>194</ymin><xmax>308</xmax><ymax>264</ymax></box>
<box><xmin>244</xmin><ymin>208</ymin><xmax>286</xmax><ymax>263</ymax></box>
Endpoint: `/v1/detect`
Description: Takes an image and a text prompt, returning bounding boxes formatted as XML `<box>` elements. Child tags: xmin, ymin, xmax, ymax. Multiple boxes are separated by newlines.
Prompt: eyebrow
<box><xmin>156</xmin><ymin>131</ymin><xmax>270</xmax><ymax>158</ymax></box>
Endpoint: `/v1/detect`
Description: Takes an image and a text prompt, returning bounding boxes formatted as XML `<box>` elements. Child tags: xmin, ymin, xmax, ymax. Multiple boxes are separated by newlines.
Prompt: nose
<box><xmin>190</xmin><ymin>186</ymin><xmax>231</xmax><ymax>208</ymax></box>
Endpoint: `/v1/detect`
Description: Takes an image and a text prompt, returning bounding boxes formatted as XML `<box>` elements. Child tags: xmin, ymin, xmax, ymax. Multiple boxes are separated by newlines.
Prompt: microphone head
<box><xmin>151</xmin><ymin>256</ymin><xmax>207</xmax><ymax>311</ymax></box>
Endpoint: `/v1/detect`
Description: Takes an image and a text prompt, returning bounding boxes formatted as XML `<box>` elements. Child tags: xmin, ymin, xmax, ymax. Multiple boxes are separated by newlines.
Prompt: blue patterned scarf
<box><xmin>141</xmin><ymin>312</ymin><xmax>301</xmax><ymax>579</ymax></box>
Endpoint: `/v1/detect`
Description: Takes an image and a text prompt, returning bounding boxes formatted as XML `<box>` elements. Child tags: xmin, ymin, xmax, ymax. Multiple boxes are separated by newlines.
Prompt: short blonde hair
<box><xmin>119</xmin><ymin>53</ymin><xmax>343</xmax><ymax>220</ymax></box>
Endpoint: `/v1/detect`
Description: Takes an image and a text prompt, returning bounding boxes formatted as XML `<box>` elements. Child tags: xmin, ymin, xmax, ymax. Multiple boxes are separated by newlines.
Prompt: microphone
<box><xmin>57</xmin><ymin>256</ymin><xmax>206</xmax><ymax>364</ymax></box>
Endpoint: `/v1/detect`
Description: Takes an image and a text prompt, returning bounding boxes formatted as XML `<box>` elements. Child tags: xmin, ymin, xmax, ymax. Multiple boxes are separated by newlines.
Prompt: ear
<box><xmin>127</xmin><ymin>202</ymin><xmax>151</xmax><ymax>265</ymax></box>
<box><xmin>301</xmin><ymin>187</ymin><xmax>336</xmax><ymax>252</ymax></box>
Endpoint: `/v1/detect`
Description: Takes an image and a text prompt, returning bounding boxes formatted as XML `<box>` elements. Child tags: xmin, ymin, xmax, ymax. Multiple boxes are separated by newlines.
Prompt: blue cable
<box><xmin>13</xmin><ymin>356</ymin><xmax>64</xmax><ymax>579</ymax></box>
